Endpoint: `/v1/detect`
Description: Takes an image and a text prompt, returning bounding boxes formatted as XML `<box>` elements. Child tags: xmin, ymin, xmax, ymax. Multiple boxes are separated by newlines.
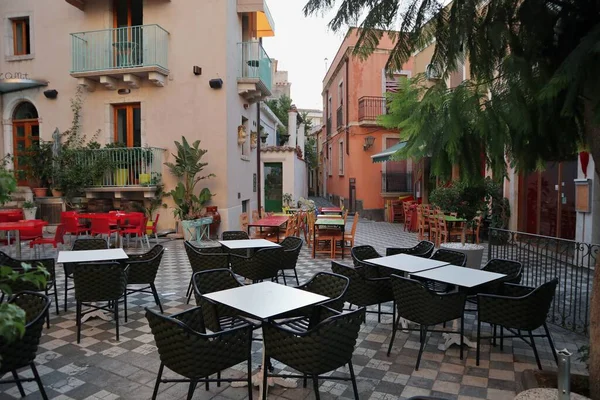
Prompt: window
<box><xmin>338</xmin><ymin>141</ymin><xmax>344</xmax><ymax>175</ymax></box>
<box><xmin>385</xmin><ymin>72</ymin><xmax>409</xmax><ymax>93</ymax></box>
<box><xmin>11</xmin><ymin>18</ymin><xmax>30</xmax><ymax>56</ymax></box>
<box><xmin>242</xmin><ymin>199</ymin><xmax>249</xmax><ymax>213</ymax></box>
<box><xmin>338</xmin><ymin>81</ymin><xmax>344</xmax><ymax>106</ymax></box>
<box><xmin>114</xmin><ymin>103</ymin><xmax>141</xmax><ymax>147</ymax></box>
<box><xmin>328</xmin><ymin>145</ymin><xmax>332</xmax><ymax>176</ymax></box>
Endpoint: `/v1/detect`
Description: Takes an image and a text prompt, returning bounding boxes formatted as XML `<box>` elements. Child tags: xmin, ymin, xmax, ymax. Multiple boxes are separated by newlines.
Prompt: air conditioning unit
<box><xmin>425</xmin><ymin>63</ymin><xmax>442</xmax><ymax>80</ymax></box>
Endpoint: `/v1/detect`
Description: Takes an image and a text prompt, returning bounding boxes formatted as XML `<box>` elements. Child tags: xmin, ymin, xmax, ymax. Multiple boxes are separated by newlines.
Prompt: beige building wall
<box><xmin>0</xmin><ymin>0</ymin><xmax>270</xmax><ymax>233</ymax></box>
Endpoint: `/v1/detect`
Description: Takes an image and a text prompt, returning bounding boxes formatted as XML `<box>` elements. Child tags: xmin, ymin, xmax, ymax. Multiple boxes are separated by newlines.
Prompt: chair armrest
<box><xmin>171</xmin><ymin>307</ymin><xmax>207</xmax><ymax>333</ymax></box>
<box><xmin>502</xmin><ymin>283</ymin><xmax>534</xmax><ymax>297</ymax></box>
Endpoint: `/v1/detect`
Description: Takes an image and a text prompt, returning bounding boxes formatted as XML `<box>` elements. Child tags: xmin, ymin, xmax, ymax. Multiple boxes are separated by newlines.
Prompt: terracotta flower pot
<box><xmin>51</xmin><ymin>189</ymin><xmax>63</xmax><ymax>197</ymax></box>
<box><xmin>33</xmin><ymin>188</ymin><xmax>47</xmax><ymax>198</ymax></box>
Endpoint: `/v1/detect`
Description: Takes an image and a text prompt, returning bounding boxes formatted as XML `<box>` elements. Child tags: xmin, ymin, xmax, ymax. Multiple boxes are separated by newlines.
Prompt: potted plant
<box><xmin>131</xmin><ymin>183</ymin><xmax>168</xmax><ymax>234</ymax></box>
<box><xmin>22</xmin><ymin>201</ymin><xmax>37</xmax><ymax>220</ymax></box>
<box><xmin>105</xmin><ymin>142</ymin><xmax>130</xmax><ymax>186</ymax></box>
<box><xmin>278</xmin><ymin>125</ymin><xmax>290</xmax><ymax>146</ymax></box>
<box><xmin>260</xmin><ymin>126</ymin><xmax>268</xmax><ymax>144</ymax></box>
<box><xmin>165</xmin><ymin>137</ymin><xmax>215</xmax><ymax>239</ymax></box>
<box><xmin>19</xmin><ymin>140</ymin><xmax>53</xmax><ymax>197</ymax></box>
<box><xmin>430</xmin><ymin>179</ymin><xmax>488</xmax><ymax>269</ymax></box>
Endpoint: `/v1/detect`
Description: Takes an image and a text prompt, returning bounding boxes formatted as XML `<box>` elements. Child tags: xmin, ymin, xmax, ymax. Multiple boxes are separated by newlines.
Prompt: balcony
<box><xmin>70</xmin><ymin>25</ymin><xmax>169</xmax><ymax>89</ymax></box>
<box><xmin>358</xmin><ymin>96</ymin><xmax>386</xmax><ymax>126</ymax></box>
<box><xmin>336</xmin><ymin>106</ymin><xmax>343</xmax><ymax>130</ymax></box>
<box><xmin>382</xmin><ymin>172</ymin><xmax>413</xmax><ymax>194</ymax></box>
<box><xmin>73</xmin><ymin>147</ymin><xmax>165</xmax><ymax>198</ymax></box>
<box><xmin>237</xmin><ymin>41</ymin><xmax>272</xmax><ymax>102</ymax></box>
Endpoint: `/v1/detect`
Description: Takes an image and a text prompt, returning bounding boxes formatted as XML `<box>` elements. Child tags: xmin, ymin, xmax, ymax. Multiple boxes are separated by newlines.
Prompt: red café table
<box><xmin>247</xmin><ymin>216</ymin><xmax>289</xmax><ymax>243</ymax></box>
<box><xmin>0</xmin><ymin>219</ymin><xmax>47</xmax><ymax>258</ymax></box>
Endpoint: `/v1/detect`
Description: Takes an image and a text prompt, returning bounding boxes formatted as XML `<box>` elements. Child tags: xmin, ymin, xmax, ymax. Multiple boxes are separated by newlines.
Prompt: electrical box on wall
<box><xmin>575</xmin><ymin>179</ymin><xmax>591</xmax><ymax>213</ymax></box>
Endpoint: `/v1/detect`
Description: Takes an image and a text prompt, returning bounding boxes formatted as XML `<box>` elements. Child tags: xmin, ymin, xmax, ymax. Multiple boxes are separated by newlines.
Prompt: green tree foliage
<box><xmin>265</xmin><ymin>95</ymin><xmax>293</xmax><ymax>128</ymax></box>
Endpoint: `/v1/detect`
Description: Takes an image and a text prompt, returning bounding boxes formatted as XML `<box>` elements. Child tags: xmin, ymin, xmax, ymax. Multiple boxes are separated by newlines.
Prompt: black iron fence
<box><xmin>488</xmin><ymin>228</ymin><xmax>598</xmax><ymax>336</ymax></box>
<box><xmin>382</xmin><ymin>172</ymin><xmax>412</xmax><ymax>193</ymax></box>
<box><xmin>358</xmin><ymin>96</ymin><xmax>386</xmax><ymax>121</ymax></box>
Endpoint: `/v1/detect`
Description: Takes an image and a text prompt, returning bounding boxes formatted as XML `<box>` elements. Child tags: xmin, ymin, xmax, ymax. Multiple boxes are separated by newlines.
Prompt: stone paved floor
<box><xmin>0</xmin><ymin>201</ymin><xmax>589</xmax><ymax>400</ymax></box>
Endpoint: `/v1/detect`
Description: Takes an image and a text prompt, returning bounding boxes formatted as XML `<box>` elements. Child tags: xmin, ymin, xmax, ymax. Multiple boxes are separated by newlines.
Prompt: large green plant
<box><xmin>0</xmin><ymin>159</ymin><xmax>17</xmax><ymax>206</ymax></box>
<box><xmin>19</xmin><ymin>140</ymin><xmax>54</xmax><ymax>187</ymax></box>
<box><xmin>164</xmin><ymin>137</ymin><xmax>214</xmax><ymax>220</ymax></box>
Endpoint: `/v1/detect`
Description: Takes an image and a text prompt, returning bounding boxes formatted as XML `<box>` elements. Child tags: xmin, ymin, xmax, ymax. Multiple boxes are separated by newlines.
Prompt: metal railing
<box><xmin>488</xmin><ymin>228</ymin><xmax>599</xmax><ymax>336</ymax></box>
<box><xmin>71</xmin><ymin>25</ymin><xmax>169</xmax><ymax>74</ymax></box>
<box><xmin>73</xmin><ymin>147</ymin><xmax>165</xmax><ymax>187</ymax></box>
<box><xmin>336</xmin><ymin>106</ymin><xmax>343</xmax><ymax>130</ymax></box>
<box><xmin>238</xmin><ymin>41</ymin><xmax>272</xmax><ymax>91</ymax></box>
<box><xmin>382</xmin><ymin>172</ymin><xmax>412</xmax><ymax>193</ymax></box>
<box><xmin>326</xmin><ymin>117</ymin><xmax>332</xmax><ymax>136</ymax></box>
<box><xmin>358</xmin><ymin>96</ymin><xmax>386</xmax><ymax>121</ymax></box>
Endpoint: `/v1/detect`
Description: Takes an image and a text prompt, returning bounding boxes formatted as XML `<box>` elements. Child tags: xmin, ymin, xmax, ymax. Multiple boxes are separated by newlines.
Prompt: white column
<box><xmin>297</xmin><ymin>123</ymin><xmax>305</xmax><ymax>154</ymax></box>
<box><xmin>288</xmin><ymin>109</ymin><xmax>297</xmax><ymax>147</ymax></box>
<box><xmin>3</xmin><ymin>122</ymin><xmax>13</xmax><ymax>169</ymax></box>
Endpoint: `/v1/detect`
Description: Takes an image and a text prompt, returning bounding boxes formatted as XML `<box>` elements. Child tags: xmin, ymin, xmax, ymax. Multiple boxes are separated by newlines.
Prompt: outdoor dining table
<box><xmin>313</xmin><ymin>218</ymin><xmax>346</xmax><ymax>259</ymax></box>
<box><xmin>57</xmin><ymin>248</ymin><xmax>129</xmax><ymax>322</ymax></box>
<box><xmin>247</xmin><ymin>216</ymin><xmax>289</xmax><ymax>243</ymax></box>
<box><xmin>320</xmin><ymin>207</ymin><xmax>343</xmax><ymax>216</ymax></box>
<box><xmin>0</xmin><ymin>219</ymin><xmax>47</xmax><ymax>258</ymax></box>
<box><xmin>204</xmin><ymin>281</ymin><xmax>329</xmax><ymax>398</ymax></box>
<box><xmin>411</xmin><ymin>265</ymin><xmax>507</xmax><ymax>351</ymax></box>
<box><xmin>317</xmin><ymin>213</ymin><xmax>342</xmax><ymax>219</ymax></box>
<box><xmin>218</xmin><ymin>239</ymin><xmax>281</xmax><ymax>250</ymax></box>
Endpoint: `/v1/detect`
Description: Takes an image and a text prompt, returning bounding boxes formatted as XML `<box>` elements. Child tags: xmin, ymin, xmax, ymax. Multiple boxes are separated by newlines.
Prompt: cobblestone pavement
<box><xmin>0</xmin><ymin>201</ymin><xmax>589</xmax><ymax>400</ymax></box>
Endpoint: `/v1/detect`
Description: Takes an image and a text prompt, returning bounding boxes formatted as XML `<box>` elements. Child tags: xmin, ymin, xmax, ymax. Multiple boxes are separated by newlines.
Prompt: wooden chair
<box><xmin>275</xmin><ymin>215</ymin><xmax>296</xmax><ymax>242</ymax></box>
<box><xmin>312</xmin><ymin>216</ymin><xmax>337</xmax><ymax>258</ymax></box>
<box><xmin>428</xmin><ymin>210</ymin><xmax>439</xmax><ymax>246</ymax></box>
<box><xmin>333</xmin><ymin>212</ymin><xmax>359</xmax><ymax>258</ymax></box>
<box><xmin>402</xmin><ymin>201</ymin><xmax>413</xmax><ymax>231</ymax></box>
<box><xmin>239</xmin><ymin>213</ymin><xmax>248</xmax><ymax>232</ymax></box>
<box><xmin>473</xmin><ymin>215</ymin><xmax>482</xmax><ymax>244</ymax></box>
<box><xmin>251</xmin><ymin>210</ymin><xmax>261</xmax><ymax>222</ymax></box>
<box><xmin>391</xmin><ymin>201</ymin><xmax>404</xmax><ymax>223</ymax></box>
<box><xmin>417</xmin><ymin>206</ymin><xmax>429</xmax><ymax>241</ymax></box>
<box><xmin>436</xmin><ymin>214</ymin><xmax>448</xmax><ymax>246</ymax></box>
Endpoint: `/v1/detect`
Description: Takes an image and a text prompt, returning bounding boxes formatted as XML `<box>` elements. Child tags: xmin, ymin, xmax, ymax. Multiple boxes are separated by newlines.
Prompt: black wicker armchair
<box><xmin>476</xmin><ymin>279</ymin><xmax>559</xmax><ymax>369</ymax></box>
<box><xmin>388</xmin><ymin>275</ymin><xmax>467</xmax><ymax>370</ymax></box>
<box><xmin>0</xmin><ymin>292</ymin><xmax>50</xmax><ymax>400</ymax></box>
<box><xmin>418</xmin><ymin>249</ymin><xmax>467</xmax><ymax>292</ymax></box>
<box><xmin>466</xmin><ymin>259</ymin><xmax>523</xmax><ymax>304</ymax></box>
<box><xmin>350</xmin><ymin>245</ymin><xmax>384</xmax><ymax>277</ymax></box>
<box><xmin>262</xmin><ymin>307</ymin><xmax>365</xmax><ymax>400</ymax></box>
<box><xmin>221</xmin><ymin>231</ymin><xmax>250</xmax><ymax>240</ymax></box>
<box><xmin>230</xmin><ymin>247</ymin><xmax>283</xmax><ymax>283</ymax></box>
<box><xmin>121</xmin><ymin>245</ymin><xmax>165</xmax><ymax>320</ymax></box>
<box><xmin>73</xmin><ymin>262</ymin><xmax>129</xmax><ymax>343</ymax></box>
<box><xmin>279</xmin><ymin>236</ymin><xmax>303</xmax><ymax>285</ymax></box>
<box><xmin>192</xmin><ymin>268</ymin><xmax>253</xmax><ymax>332</ymax></box>
<box><xmin>146</xmin><ymin>307</ymin><xmax>254</xmax><ymax>400</ymax></box>
<box><xmin>331</xmin><ymin>261</ymin><xmax>394</xmax><ymax>323</ymax></box>
<box><xmin>385</xmin><ymin>240</ymin><xmax>435</xmax><ymax>258</ymax></box>
<box><xmin>184</xmin><ymin>241</ymin><xmax>229</xmax><ymax>304</ymax></box>
<box><xmin>63</xmin><ymin>238</ymin><xmax>108</xmax><ymax>311</ymax></box>
<box><xmin>0</xmin><ymin>251</ymin><xmax>58</xmax><ymax>323</ymax></box>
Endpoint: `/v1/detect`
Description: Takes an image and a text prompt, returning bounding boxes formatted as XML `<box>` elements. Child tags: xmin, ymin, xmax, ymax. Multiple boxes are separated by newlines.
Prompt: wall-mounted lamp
<box><xmin>193</xmin><ymin>66</ymin><xmax>202</xmax><ymax>75</ymax></box>
<box><xmin>118</xmin><ymin>88</ymin><xmax>131</xmax><ymax>95</ymax></box>
<box><xmin>209</xmin><ymin>78</ymin><xmax>223</xmax><ymax>89</ymax></box>
<box><xmin>363</xmin><ymin>135</ymin><xmax>375</xmax><ymax>151</ymax></box>
<box><xmin>43</xmin><ymin>89</ymin><xmax>58</xmax><ymax>99</ymax></box>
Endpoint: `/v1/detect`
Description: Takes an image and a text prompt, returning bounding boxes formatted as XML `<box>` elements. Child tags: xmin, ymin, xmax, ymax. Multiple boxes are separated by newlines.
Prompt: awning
<box><xmin>0</xmin><ymin>79</ymin><xmax>48</xmax><ymax>94</ymax></box>
<box><xmin>237</xmin><ymin>0</ymin><xmax>275</xmax><ymax>37</ymax></box>
<box><xmin>371</xmin><ymin>141</ymin><xmax>408</xmax><ymax>163</ymax></box>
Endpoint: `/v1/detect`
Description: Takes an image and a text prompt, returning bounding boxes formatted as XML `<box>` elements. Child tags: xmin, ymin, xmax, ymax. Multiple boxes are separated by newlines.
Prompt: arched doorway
<box><xmin>12</xmin><ymin>101</ymin><xmax>39</xmax><ymax>184</ymax></box>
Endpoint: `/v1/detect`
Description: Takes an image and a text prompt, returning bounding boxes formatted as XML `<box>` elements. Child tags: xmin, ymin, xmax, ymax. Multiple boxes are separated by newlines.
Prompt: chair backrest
<box><xmin>351</xmin><ymin>245</ymin><xmax>380</xmax><ymax>266</ymax></box>
<box><xmin>230</xmin><ymin>247</ymin><xmax>283</xmax><ymax>281</ymax></box>
<box><xmin>184</xmin><ymin>240</ymin><xmax>229</xmax><ymax>274</ymax></box>
<box><xmin>125</xmin><ymin>213</ymin><xmax>144</xmax><ymax>227</ymax></box>
<box><xmin>62</xmin><ymin>215</ymin><xmax>80</xmax><ymax>232</ymax></box>
<box><xmin>0</xmin><ymin>292</ymin><xmax>50</xmax><ymax>373</ymax></box>
<box><xmin>385</xmin><ymin>240</ymin><xmax>435</xmax><ymax>257</ymax></box>
<box><xmin>431</xmin><ymin>248</ymin><xmax>466</xmax><ymax>266</ymax></box>
<box><xmin>283</xmin><ymin>216</ymin><xmax>296</xmax><ymax>237</ymax></box>
<box><xmin>72</xmin><ymin>238</ymin><xmax>108</xmax><ymax>251</ymax></box>
<box><xmin>54</xmin><ymin>223</ymin><xmax>66</xmax><ymax>244</ymax></box>
<box><xmin>222</xmin><ymin>230</ymin><xmax>249</xmax><ymax>240</ymax></box>
<box><xmin>280</xmin><ymin>236</ymin><xmax>303</xmax><ymax>270</ymax></box>
<box><xmin>73</xmin><ymin>262</ymin><xmax>128</xmax><ymax>302</ymax></box>
<box><xmin>301</xmin><ymin>272</ymin><xmax>349</xmax><ymax>311</ymax></box>
<box><xmin>483</xmin><ymin>258</ymin><xmax>522</xmax><ymax>284</ymax></box>
<box><xmin>126</xmin><ymin>244</ymin><xmax>165</xmax><ymax>284</ymax></box>
<box><xmin>0</xmin><ymin>252</ymin><xmax>55</xmax><ymax>292</ymax></box>
<box><xmin>239</xmin><ymin>213</ymin><xmax>249</xmax><ymax>231</ymax></box>
<box><xmin>153</xmin><ymin>213</ymin><xmax>160</xmax><ymax>227</ymax></box>
<box><xmin>19</xmin><ymin>222</ymin><xmax>44</xmax><ymax>238</ymax></box>
<box><xmin>348</xmin><ymin>213</ymin><xmax>359</xmax><ymax>237</ymax></box>
<box><xmin>91</xmin><ymin>217</ymin><xmax>112</xmax><ymax>234</ymax></box>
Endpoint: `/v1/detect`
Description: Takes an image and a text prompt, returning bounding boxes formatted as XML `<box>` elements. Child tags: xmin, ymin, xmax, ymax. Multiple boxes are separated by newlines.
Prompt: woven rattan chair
<box><xmin>276</xmin><ymin>271</ymin><xmax>349</xmax><ymax>331</ymax></box>
<box><xmin>146</xmin><ymin>307</ymin><xmax>253</xmax><ymax>400</ymax></box>
<box><xmin>0</xmin><ymin>251</ymin><xmax>58</xmax><ymax>324</ymax></box>
<box><xmin>0</xmin><ymin>292</ymin><xmax>50</xmax><ymax>400</ymax></box>
<box><xmin>331</xmin><ymin>261</ymin><xmax>394</xmax><ymax>323</ymax></box>
<box><xmin>388</xmin><ymin>275</ymin><xmax>467</xmax><ymax>369</ymax></box>
<box><xmin>420</xmin><ymin>248</ymin><xmax>467</xmax><ymax>292</ymax></box>
<box><xmin>466</xmin><ymin>259</ymin><xmax>523</xmax><ymax>304</ymax></box>
<box><xmin>385</xmin><ymin>240</ymin><xmax>435</xmax><ymax>258</ymax></box>
<box><xmin>63</xmin><ymin>238</ymin><xmax>109</xmax><ymax>311</ymax></box>
<box><xmin>262</xmin><ymin>307</ymin><xmax>365</xmax><ymax>400</ymax></box>
<box><xmin>230</xmin><ymin>247</ymin><xmax>283</xmax><ymax>283</ymax></box>
<box><xmin>279</xmin><ymin>236</ymin><xmax>303</xmax><ymax>285</ymax></box>
<box><xmin>191</xmin><ymin>269</ymin><xmax>254</xmax><ymax>332</ymax></box>
<box><xmin>221</xmin><ymin>231</ymin><xmax>249</xmax><ymax>240</ymax></box>
<box><xmin>184</xmin><ymin>241</ymin><xmax>229</xmax><ymax>303</ymax></box>
<box><xmin>121</xmin><ymin>244</ymin><xmax>165</xmax><ymax>320</ymax></box>
<box><xmin>73</xmin><ymin>262</ymin><xmax>128</xmax><ymax>343</ymax></box>
<box><xmin>476</xmin><ymin>279</ymin><xmax>559</xmax><ymax>369</ymax></box>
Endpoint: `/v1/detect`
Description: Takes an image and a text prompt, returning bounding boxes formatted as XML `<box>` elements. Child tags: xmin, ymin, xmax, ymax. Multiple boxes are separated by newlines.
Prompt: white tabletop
<box><xmin>364</xmin><ymin>254</ymin><xmax>450</xmax><ymax>274</ymax></box>
<box><xmin>218</xmin><ymin>239</ymin><xmax>282</xmax><ymax>250</ymax></box>
<box><xmin>57</xmin><ymin>248</ymin><xmax>129</xmax><ymax>263</ymax></box>
<box><xmin>411</xmin><ymin>265</ymin><xmax>507</xmax><ymax>288</ymax></box>
<box><xmin>204</xmin><ymin>281</ymin><xmax>329</xmax><ymax>320</ymax></box>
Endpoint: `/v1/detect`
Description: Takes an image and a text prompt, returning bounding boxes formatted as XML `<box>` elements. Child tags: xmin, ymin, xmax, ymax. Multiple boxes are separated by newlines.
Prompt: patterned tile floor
<box><xmin>0</xmin><ymin>200</ymin><xmax>589</xmax><ymax>400</ymax></box>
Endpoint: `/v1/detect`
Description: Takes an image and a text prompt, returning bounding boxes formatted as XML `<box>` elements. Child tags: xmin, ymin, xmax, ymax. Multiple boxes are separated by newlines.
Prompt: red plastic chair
<box><xmin>148</xmin><ymin>214</ymin><xmax>160</xmax><ymax>241</ymax></box>
<box><xmin>62</xmin><ymin>213</ymin><xmax>90</xmax><ymax>240</ymax></box>
<box><xmin>90</xmin><ymin>217</ymin><xmax>120</xmax><ymax>245</ymax></box>
<box><xmin>30</xmin><ymin>224</ymin><xmax>65</xmax><ymax>257</ymax></box>
<box><xmin>119</xmin><ymin>215</ymin><xmax>149</xmax><ymax>248</ymax></box>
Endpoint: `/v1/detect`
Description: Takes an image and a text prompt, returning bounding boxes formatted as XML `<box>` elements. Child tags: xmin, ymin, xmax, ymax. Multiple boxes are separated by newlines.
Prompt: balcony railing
<box><xmin>336</xmin><ymin>106</ymin><xmax>343</xmax><ymax>130</ymax></box>
<box><xmin>238</xmin><ymin>41</ymin><xmax>272</xmax><ymax>92</ymax></box>
<box><xmin>358</xmin><ymin>96</ymin><xmax>386</xmax><ymax>122</ymax></box>
<box><xmin>71</xmin><ymin>25</ymin><xmax>169</xmax><ymax>74</ymax></box>
<box><xmin>382</xmin><ymin>172</ymin><xmax>412</xmax><ymax>193</ymax></box>
<box><xmin>326</xmin><ymin>117</ymin><xmax>332</xmax><ymax>136</ymax></box>
<box><xmin>73</xmin><ymin>147</ymin><xmax>165</xmax><ymax>187</ymax></box>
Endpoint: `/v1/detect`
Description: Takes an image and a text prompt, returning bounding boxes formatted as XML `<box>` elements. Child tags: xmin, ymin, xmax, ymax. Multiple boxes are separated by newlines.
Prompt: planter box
<box><xmin>440</xmin><ymin>242</ymin><xmax>484</xmax><ymax>269</ymax></box>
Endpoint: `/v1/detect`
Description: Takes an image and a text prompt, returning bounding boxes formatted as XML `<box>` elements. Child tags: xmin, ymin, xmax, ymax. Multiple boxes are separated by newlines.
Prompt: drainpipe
<box><xmin>345</xmin><ymin>56</ymin><xmax>349</xmax><ymax>156</ymax></box>
<box><xmin>256</xmin><ymin>38</ymin><xmax>263</xmax><ymax>212</ymax></box>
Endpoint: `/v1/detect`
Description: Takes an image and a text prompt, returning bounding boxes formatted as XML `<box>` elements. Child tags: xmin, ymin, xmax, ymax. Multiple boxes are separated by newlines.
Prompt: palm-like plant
<box><xmin>164</xmin><ymin>137</ymin><xmax>215</xmax><ymax>220</ymax></box>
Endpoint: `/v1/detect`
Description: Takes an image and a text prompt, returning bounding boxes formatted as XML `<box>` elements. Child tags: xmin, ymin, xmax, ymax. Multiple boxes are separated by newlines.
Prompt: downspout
<box><xmin>256</xmin><ymin>38</ymin><xmax>263</xmax><ymax>212</ymax></box>
<box><xmin>345</xmin><ymin>56</ymin><xmax>349</xmax><ymax>155</ymax></box>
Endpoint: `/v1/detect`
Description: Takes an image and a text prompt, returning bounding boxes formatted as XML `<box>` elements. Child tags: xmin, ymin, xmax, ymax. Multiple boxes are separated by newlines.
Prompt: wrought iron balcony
<box><xmin>382</xmin><ymin>172</ymin><xmax>413</xmax><ymax>193</ymax></box>
<box><xmin>70</xmin><ymin>25</ymin><xmax>169</xmax><ymax>88</ymax></box>
<box><xmin>358</xmin><ymin>96</ymin><xmax>386</xmax><ymax>125</ymax></box>
<box><xmin>237</xmin><ymin>41</ymin><xmax>272</xmax><ymax>102</ymax></box>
